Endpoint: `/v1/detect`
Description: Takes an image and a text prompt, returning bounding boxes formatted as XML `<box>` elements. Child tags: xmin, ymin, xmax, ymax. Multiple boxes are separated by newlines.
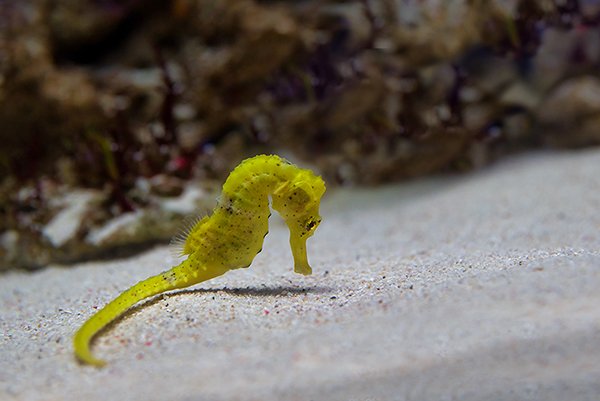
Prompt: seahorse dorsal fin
<box><xmin>169</xmin><ymin>214</ymin><xmax>207</xmax><ymax>259</ymax></box>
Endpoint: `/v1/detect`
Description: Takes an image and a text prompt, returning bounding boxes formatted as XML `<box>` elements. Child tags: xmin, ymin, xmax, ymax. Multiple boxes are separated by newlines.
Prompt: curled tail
<box><xmin>73</xmin><ymin>270</ymin><xmax>186</xmax><ymax>367</ymax></box>
<box><xmin>74</xmin><ymin>258</ymin><xmax>229</xmax><ymax>367</ymax></box>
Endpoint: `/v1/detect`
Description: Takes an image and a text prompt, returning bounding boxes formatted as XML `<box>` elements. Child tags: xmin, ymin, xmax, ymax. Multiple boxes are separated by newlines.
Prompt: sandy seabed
<box><xmin>1</xmin><ymin>149</ymin><xmax>600</xmax><ymax>401</ymax></box>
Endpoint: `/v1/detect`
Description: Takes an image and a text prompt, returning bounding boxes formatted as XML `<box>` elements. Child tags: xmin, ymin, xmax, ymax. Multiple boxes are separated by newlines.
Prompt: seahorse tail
<box><xmin>73</xmin><ymin>270</ymin><xmax>185</xmax><ymax>367</ymax></box>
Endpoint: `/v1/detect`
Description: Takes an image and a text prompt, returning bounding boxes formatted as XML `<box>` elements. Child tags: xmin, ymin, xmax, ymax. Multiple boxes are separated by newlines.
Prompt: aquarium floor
<box><xmin>2</xmin><ymin>149</ymin><xmax>600</xmax><ymax>401</ymax></box>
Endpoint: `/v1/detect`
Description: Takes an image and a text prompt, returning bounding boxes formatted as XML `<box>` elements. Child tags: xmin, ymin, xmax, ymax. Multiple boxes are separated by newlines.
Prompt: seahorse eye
<box><xmin>305</xmin><ymin>217</ymin><xmax>321</xmax><ymax>232</ymax></box>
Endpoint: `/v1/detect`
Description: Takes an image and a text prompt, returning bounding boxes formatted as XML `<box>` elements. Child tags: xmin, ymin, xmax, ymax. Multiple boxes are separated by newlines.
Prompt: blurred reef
<box><xmin>2</xmin><ymin>0</ymin><xmax>600</xmax><ymax>269</ymax></box>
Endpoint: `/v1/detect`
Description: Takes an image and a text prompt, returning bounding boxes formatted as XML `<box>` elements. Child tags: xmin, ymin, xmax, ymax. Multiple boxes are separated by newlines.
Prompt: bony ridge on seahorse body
<box><xmin>73</xmin><ymin>154</ymin><xmax>326</xmax><ymax>366</ymax></box>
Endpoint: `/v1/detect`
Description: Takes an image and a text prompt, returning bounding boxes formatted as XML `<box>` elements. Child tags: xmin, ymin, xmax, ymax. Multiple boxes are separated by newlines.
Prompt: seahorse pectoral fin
<box><xmin>290</xmin><ymin>232</ymin><xmax>312</xmax><ymax>275</ymax></box>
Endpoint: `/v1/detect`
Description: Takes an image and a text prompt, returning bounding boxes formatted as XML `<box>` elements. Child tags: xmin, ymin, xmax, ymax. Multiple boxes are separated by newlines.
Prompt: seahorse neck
<box><xmin>221</xmin><ymin>155</ymin><xmax>296</xmax><ymax>199</ymax></box>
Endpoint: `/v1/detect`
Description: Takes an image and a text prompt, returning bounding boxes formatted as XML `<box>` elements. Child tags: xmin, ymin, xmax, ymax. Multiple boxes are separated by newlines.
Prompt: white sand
<box><xmin>1</xmin><ymin>149</ymin><xmax>600</xmax><ymax>401</ymax></box>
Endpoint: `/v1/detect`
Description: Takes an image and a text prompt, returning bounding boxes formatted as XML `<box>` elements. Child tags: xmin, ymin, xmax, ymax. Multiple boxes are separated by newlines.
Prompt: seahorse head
<box><xmin>272</xmin><ymin>169</ymin><xmax>326</xmax><ymax>275</ymax></box>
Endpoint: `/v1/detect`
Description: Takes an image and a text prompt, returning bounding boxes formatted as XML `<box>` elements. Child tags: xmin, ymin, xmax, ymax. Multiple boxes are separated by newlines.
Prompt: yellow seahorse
<box><xmin>73</xmin><ymin>154</ymin><xmax>326</xmax><ymax>366</ymax></box>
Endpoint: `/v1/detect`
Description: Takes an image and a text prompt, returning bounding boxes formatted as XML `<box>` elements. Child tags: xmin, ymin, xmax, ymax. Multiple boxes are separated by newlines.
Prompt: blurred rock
<box><xmin>0</xmin><ymin>182</ymin><xmax>215</xmax><ymax>270</ymax></box>
<box><xmin>538</xmin><ymin>76</ymin><xmax>600</xmax><ymax>124</ymax></box>
<box><xmin>42</xmin><ymin>190</ymin><xmax>101</xmax><ymax>248</ymax></box>
<box><xmin>149</xmin><ymin>174</ymin><xmax>184</xmax><ymax>197</ymax></box>
<box><xmin>500</xmin><ymin>82</ymin><xmax>541</xmax><ymax>110</ymax></box>
<box><xmin>538</xmin><ymin>76</ymin><xmax>600</xmax><ymax>146</ymax></box>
